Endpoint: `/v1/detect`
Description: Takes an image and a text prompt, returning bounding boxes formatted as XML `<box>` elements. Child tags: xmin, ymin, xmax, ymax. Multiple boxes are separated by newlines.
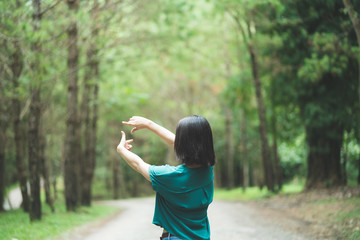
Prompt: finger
<box><xmin>126</xmin><ymin>139</ymin><xmax>134</xmax><ymax>144</ymax></box>
<box><xmin>131</xmin><ymin>127</ymin><xmax>138</xmax><ymax>134</ymax></box>
<box><xmin>120</xmin><ymin>131</ymin><xmax>126</xmax><ymax>143</ymax></box>
<box><xmin>126</xmin><ymin>145</ymin><xmax>133</xmax><ymax>150</ymax></box>
<box><xmin>122</xmin><ymin>121</ymin><xmax>134</xmax><ymax>126</ymax></box>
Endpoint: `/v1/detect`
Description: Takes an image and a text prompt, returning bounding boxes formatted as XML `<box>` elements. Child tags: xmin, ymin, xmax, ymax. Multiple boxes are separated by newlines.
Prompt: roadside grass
<box><xmin>0</xmin><ymin>193</ymin><xmax>119</xmax><ymax>240</ymax></box>
<box><xmin>214</xmin><ymin>186</ymin><xmax>273</xmax><ymax>201</ymax></box>
<box><xmin>305</xmin><ymin>196</ymin><xmax>360</xmax><ymax>240</ymax></box>
<box><xmin>214</xmin><ymin>182</ymin><xmax>304</xmax><ymax>201</ymax></box>
<box><xmin>214</xmin><ymin>183</ymin><xmax>360</xmax><ymax>240</ymax></box>
<box><xmin>328</xmin><ymin>197</ymin><xmax>360</xmax><ymax>240</ymax></box>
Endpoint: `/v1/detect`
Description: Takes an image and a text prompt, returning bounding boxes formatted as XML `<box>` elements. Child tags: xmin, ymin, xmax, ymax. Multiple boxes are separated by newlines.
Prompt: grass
<box><xmin>214</xmin><ymin>186</ymin><xmax>273</xmax><ymax>200</ymax></box>
<box><xmin>280</xmin><ymin>182</ymin><xmax>304</xmax><ymax>194</ymax></box>
<box><xmin>214</xmin><ymin>182</ymin><xmax>304</xmax><ymax>201</ymax></box>
<box><xmin>334</xmin><ymin>197</ymin><xmax>360</xmax><ymax>240</ymax></box>
<box><xmin>0</xmin><ymin>195</ymin><xmax>119</xmax><ymax>240</ymax></box>
<box><xmin>305</xmin><ymin>196</ymin><xmax>360</xmax><ymax>239</ymax></box>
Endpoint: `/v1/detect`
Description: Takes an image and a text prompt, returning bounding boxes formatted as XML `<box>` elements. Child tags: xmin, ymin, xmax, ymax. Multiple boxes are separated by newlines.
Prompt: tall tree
<box><xmin>224</xmin><ymin>107</ymin><xmax>235</xmax><ymax>188</ymax></box>
<box><xmin>232</xmin><ymin>10</ymin><xmax>275</xmax><ymax>191</ymax></box>
<box><xmin>80</xmin><ymin>0</ymin><xmax>100</xmax><ymax>206</ymax></box>
<box><xmin>10</xmin><ymin>42</ymin><xmax>30</xmax><ymax>213</ymax></box>
<box><xmin>271</xmin><ymin>0</ymin><xmax>359</xmax><ymax>188</ymax></box>
<box><xmin>2</xmin><ymin>1</ymin><xmax>31</xmax><ymax>211</ymax></box>
<box><xmin>0</xmin><ymin>61</ymin><xmax>9</xmax><ymax>212</ymax></box>
<box><xmin>223</xmin><ymin>49</ymin><xmax>236</xmax><ymax>188</ymax></box>
<box><xmin>342</xmin><ymin>0</ymin><xmax>360</xmax><ymax>186</ymax></box>
<box><xmin>0</xmin><ymin>124</ymin><xmax>5</xmax><ymax>212</ymax></box>
<box><xmin>64</xmin><ymin>0</ymin><xmax>81</xmax><ymax>211</ymax></box>
<box><xmin>343</xmin><ymin>0</ymin><xmax>360</xmax><ymax>105</ymax></box>
<box><xmin>40</xmin><ymin>125</ymin><xmax>54</xmax><ymax>212</ymax></box>
<box><xmin>241</xmin><ymin>109</ymin><xmax>249</xmax><ymax>189</ymax></box>
<box><xmin>28</xmin><ymin>0</ymin><xmax>43</xmax><ymax>221</ymax></box>
<box><xmin>270</xmin><ymin>82</ymin><xmax>282</xmax><ymax>189</ymax></box>
<box><xmin>358</xmin><ymin>154</ymin><xmax>360</xmax><ymax>185</ymax></box>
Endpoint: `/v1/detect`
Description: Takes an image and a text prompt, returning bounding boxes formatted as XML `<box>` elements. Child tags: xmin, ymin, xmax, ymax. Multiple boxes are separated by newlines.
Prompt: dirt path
<box><xmin>58</xmin><ymin>197</ymin><xmax>316</xmax><ymax>240</ymax></box>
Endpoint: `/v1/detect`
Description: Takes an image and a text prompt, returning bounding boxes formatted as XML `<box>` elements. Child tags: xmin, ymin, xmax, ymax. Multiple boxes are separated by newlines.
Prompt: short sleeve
<box><xmin>149</xmin><ymin>165</ymin><xmax>177</xmax><ymax>196</ymax></box>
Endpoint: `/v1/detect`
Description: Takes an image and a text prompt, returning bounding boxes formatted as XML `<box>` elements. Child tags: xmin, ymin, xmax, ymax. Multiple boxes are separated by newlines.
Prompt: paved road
<box><xmin>58</xmin><ymin>197</ymin><xmax>314</xmax><ymax>240</ymax></box>
<box><xmin>3</xmin><ymin>187</ymin><xmax>22</xmax><ymax>210</ymax></box>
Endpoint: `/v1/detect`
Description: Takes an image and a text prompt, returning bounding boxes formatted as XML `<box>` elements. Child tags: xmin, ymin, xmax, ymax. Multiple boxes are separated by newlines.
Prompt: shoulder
<box><xmin>149</xmin><ymin>164</ymin><xmax>185</xmax><ymax>192</ymax></box>
<box><xmin>149</xmin><ymin>164</ymin><xmax>184</xmax><ymax>177</ymax></box>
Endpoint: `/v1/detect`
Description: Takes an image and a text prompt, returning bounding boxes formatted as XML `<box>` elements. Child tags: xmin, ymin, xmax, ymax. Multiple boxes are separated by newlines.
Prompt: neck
<box><xmin>185</xmin><ymin>163</ymin><xmax>202</xmax><ymax>168</ymax></box>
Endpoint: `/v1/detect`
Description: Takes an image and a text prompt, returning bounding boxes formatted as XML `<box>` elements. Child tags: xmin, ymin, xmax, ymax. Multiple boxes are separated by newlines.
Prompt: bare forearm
<box><xmin>117</xmin><ymin>146</ymin><xmax>150</xmax><ymax>181</ymax></box>
<box><xmin>148</xmin><ymin>121</ymin><xmax>175</xmax><ymax>147</ymax></box>
<box><xmin>122</xmin><ymin>116</ymin><xmax>175</xmax><ymax>147</ymax></box>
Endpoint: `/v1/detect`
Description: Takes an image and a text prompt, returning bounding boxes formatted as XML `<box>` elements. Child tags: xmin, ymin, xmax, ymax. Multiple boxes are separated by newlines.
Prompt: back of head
<box><xmin>174</xmin><ymin>115</ymin><xmax>216</xmax><ymax>167</ymax></box>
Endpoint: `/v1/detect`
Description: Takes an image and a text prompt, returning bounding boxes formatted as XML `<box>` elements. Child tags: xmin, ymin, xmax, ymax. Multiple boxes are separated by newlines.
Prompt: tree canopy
<box><xmin>0</xmin><ymin>0</ymin><xmax>359</xmax><ymax>217</ymax></box>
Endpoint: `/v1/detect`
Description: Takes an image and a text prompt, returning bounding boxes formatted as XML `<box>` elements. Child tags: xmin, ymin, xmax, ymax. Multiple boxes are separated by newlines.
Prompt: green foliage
<box><xmin>280</xmin><ymin>181</ymin><xmax>304</xmax><ymax>194</ymax></box>
<box><xmin>265</xmin><ymin>0</ymin><xmax>360</xmax><ymax>187</ymax></box>
<box><xmin>214</xmin><ymin>182</ymin><xmax>304</xmax><ymax>201</ymax></box>
<box><xmin>2</xmin><ymin>0</ymin><xmax>360</xmax><ymax>209</ymax></box>
<box><xmin>343</xmin><ymin>131</ymin><xmax>360</xmax><ymax>185</ymax></box>
<box><xmin>278</xmin><ymin>133</ymin><xmax>307</xmax><ymax>182</ymax></box>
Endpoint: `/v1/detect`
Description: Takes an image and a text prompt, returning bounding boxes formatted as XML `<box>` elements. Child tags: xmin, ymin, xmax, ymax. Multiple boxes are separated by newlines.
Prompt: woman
<box><xmin>117</xmin><ymin>115</ymin><xmax>215</xmax><ymax>240</ymax></box>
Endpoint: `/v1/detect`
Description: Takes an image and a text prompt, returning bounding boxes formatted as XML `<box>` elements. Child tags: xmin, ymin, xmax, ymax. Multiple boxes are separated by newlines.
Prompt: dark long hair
<box><xmin>174</xmin><ymin>115</ymin><xmax>215</xmax><ymax>166</ymax></box>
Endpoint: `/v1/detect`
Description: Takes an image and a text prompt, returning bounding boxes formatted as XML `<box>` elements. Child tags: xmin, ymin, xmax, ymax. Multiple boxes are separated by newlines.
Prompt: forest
<box><xmin>1</xmin><ymin>0</ymin><xmax>360</xmax><ymax>225</ymax></box>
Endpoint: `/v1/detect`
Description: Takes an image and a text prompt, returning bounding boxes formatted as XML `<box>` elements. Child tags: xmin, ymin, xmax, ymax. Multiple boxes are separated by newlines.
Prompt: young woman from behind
<box><xmin>117</xmin><ymin>115</ymin><xmax>215</xmax><ymax>240</ymax></box>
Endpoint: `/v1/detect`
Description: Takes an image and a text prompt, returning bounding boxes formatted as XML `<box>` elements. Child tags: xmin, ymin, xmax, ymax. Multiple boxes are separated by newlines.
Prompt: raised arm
<box><xmin>117</xmin><ymin>131</ymin><xmax>151</xmax><ymax>181</ymax></box>
<box><xmin>122</xmin><ymin>116</ymin><xmax>175</xmax><ymax>147</ymax></box>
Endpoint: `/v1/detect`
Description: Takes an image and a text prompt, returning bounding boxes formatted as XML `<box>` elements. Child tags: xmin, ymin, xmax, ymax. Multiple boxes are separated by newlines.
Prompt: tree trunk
<box><xmin>40</xmin><ymin>128</ymin><xmax>54</xmax><ymax>212</ymax></box>
<box><xmin>272</xmin><ymin>137</ymin><xmax>282</xmax><ymax>190</ymax></box>
<box><xmin>0</xmin><ymin>112</ymin><xmax>6</xmax><ymax>212</ymax></box>
<box><xmin>223</xmin><ymin>45</ymin><xmax>235</xmax><ymax>189</ymax></box>
<box><xmin>341</xmin><ymin>137</ymin><xmax>348</xmax><ymax>185</ymax></box>
<box><xmin>88</xmin><ymin>81</ymin><xmax>98</xmax><ymax>199</ymax></box>
<box><xmin>358</xmin><ymin>154</ymin><xmax>360</xmax><ymax>185</ymax></box>
<box><xmin>305</xmin><ymin>126</ymin><xmax>344</xmax><ymax>188</ymax></box>
<box><xmin>13</xmin><ymin>101</ymin><xmax>30</xmax><ymax>212</ymax></box>
<box><xmin>28</xmin><ymin>0</ymin><xmax>42</xmax><ymax>221</ymax></box>
<box><xmin>28</xmin><ymin>87</ymin><xmax>42</xmax><ymax>221</ymax></box>
<box><xmin>248</xmin><ymin>41</ymin><xmax>274</xmax><ymax>191</ymax></box>
<box><xmin>80</xmin><ymin>0</ymin><xmax>99</xmax><ymax>206</ymax></box>
<box><xmin>342</xmin><ymin>0</ymin><xmax>360</xmax><ymax>187</ymax></box>
<box><xmin>64</xmin><ymin>0</ymin><xmax>81</xmax><ymax>211</ymax></box>
<box><xmin>7</xmin><ymin>0</ymin><xmax>30</xmax><ymax>214</ymax></box>
<box><xmin>10</xmin><ymin>41</ymin><xmax>30</xmax><ymax>212</ymax></box>
<box><xmin>234</xmin><ymin>14</ymin><xmax>274</xmax><ymax>191</ymax></box>
<box><xmin>342</xmin><ymin>0</ymin><xmax>360</xmax><ymax>105</ymax></box>
<box><xmin>271</xmin><ymin>86</ymin><xmax>282</xmax><ymax>190</ymax></box>
<box><xmin>80</xmin><ymin>54</ymin><xmax>91</xmax><ymax>205</ymax></box>
<box><xmin>241</xmin><ymin>109</ymin><xmax>249</xmax><ymax>189</ymax></box>
<box><xmin>0</xmin><ymin>55</ymin><xmax>6</xmax><ymax>212</ymax></box>
<box><xmin>342</xmin><ymin>153</ymin><xmax>347</xmax><ymax>185</ymax></box>
<box><xmin>225</xmin><ymin>108</ymin><xmax>234</xmax><ymax>189</ymax></box>
<box><xmin>112</xmin><ymin>156</ymin><xmax>121</xmax><ymax>199</ymax></box>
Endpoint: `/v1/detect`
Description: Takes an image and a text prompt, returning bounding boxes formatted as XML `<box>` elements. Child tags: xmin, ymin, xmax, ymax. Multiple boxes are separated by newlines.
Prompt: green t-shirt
<box><xmin>149</xmin><ymin>164</ymin><xmax>214</xmax><ymax>240</ymax></box>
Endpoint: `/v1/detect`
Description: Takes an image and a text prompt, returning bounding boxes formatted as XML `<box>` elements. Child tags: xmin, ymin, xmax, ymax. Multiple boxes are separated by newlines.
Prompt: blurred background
<box><xmin>0</xmin><ymin>0</ymin><xmax>359</xmax><ymax>227</ymax></box>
